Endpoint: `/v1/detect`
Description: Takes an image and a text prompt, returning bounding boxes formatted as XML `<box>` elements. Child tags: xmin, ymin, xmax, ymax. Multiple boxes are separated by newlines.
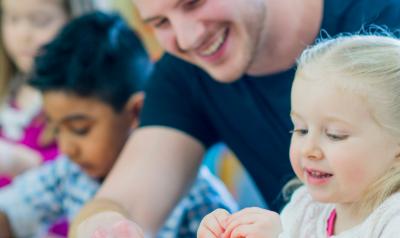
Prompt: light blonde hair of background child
<box><xmin>0</xmin><ymin>0</ymin><xmax>108</xmax><ymax>103</ymax></box>
<box><xmin>294</xmin><ymin>34</ymin><xmax>400</xmax><ymax>214</ymax></box>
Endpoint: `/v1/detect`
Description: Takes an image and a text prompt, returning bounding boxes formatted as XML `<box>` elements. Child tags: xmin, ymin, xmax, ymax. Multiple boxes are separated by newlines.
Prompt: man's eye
<box><xmin>290</xmin><ymin>129</ymin><xmax>308</xmax><ymax>136</ymax></box>
<box><xmin>183</xmin><ymin>0</ymin><xmax>202</xmax><ymax>10</ymax></box>
<box><xmin>154</xmin><ymin>18</ymin><xmax>169</xmax><ymax>28</ymax></box>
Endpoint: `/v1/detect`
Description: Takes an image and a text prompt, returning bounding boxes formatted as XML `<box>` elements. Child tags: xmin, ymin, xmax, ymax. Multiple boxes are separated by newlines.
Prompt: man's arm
<box><xmin>71</xmin><ymin>126</ymin><xmax>205</xmax><ymax>237</ymax></box>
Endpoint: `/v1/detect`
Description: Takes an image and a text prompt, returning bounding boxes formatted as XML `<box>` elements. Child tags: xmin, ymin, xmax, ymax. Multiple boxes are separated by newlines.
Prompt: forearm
<box><xmin>71</xmin><ymin>127</ymin><xmax>205</xmax><ymax>236</ymax></box>
<box><xmin>0</xmin><ymin>211</ymin><xmax>14</xmax><ymax>238</ymax></box>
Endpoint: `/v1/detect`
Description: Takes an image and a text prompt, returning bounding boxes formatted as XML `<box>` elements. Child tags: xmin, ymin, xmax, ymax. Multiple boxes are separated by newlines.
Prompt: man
<box><xmin>71</xmin><ymin>0</ymin><xmax>400</xmax><ymax>236</ymax></box>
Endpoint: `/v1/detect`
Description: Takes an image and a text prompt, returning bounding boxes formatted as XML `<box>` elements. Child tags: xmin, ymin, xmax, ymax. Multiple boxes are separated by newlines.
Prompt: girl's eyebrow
<box><xmin>290</xmin><ymin>111</ymin><xmax>301</xmax><ymax>119</ymax></box>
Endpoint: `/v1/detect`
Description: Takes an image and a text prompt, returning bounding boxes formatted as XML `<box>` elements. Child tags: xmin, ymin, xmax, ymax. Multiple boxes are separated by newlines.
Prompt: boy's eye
<box><xmin>70</xmin><ymin>127</ymin><xmax>90</xmax><ymax>136</ymax></box>
<box><xmin>290</xmin><ymin>129</ymin><xmax>308</xmax><ymax>136</ymax></box>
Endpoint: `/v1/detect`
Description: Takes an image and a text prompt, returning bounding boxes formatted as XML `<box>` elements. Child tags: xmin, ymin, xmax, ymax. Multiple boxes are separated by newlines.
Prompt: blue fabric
<box><xmin>0</xmin><ymin>156</ymin><xmax>237</xmax><ymax>237</ymax></box>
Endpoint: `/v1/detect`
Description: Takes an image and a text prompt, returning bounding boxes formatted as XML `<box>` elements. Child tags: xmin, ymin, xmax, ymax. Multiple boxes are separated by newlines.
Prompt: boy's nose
<box><xmin>58</xmin><ymin>138</ymin><xmax>79</xmax><ymax>159</ymax></box>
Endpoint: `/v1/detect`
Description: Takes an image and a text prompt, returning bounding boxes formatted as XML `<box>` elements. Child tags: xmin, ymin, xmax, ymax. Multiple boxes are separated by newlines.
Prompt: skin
<box><xmin>42</xmin><ymin>91</ymin><xmax>141</xmax><ymax>179</ymax></box>
<box><xmin>197</xmin><ymin>208</ymin><xmax>282</xmax><ymax>238</ymax></box>
<box><xmin>0</xmin><ymin>0</ymin><xmax>69</xmax><ymax>176</ymax></box>
<box><xmin>1</xmin><ymin>0</ymin><xmax>69</xmax><ymax>73</ymax></box>
<box><xmin>135</xmin><ymin>0</ymin><xmax>322</xmax><ymax>82</ymax></box>
<box><xmin>0</xmin><ymin>211</ymin><xmax>13</xmax><ymax>238</ymax></box>
<box><xmin>73</xmin><ymin>0</ymin><xmax>323</xmax><ymax>237</ymax></box>
<box><xmin>290</xmin><ymin>77</ymin><xmax>400</xmax><ymax>234</ymax></box>
<box><xmin>197</xmin><ymin>76</ymin><xmax>400</xmax><ymax>238</ymax></box>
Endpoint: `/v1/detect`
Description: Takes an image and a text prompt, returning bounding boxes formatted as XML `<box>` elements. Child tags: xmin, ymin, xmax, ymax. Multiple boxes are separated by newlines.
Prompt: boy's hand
<box><xmin>223</xmin><ymin>207</ymin><xmax>282</xmax><ymax>238</ymax></box>
<box><xmin>197</xmin><ymin>208</ymin><xmax>230</xmax><ymax>238</ymax></box>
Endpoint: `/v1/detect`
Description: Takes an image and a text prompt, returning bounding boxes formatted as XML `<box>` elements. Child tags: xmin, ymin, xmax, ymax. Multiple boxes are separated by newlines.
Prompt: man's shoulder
<box><xmin>323</xmin><ymin>0</ymin><xmax>400</xmax><ymax>34</ymax></box>
<box><xmin>156</xmin><ymin>53</ymin><xmax>202</xmax><ymax>74</ymax></box>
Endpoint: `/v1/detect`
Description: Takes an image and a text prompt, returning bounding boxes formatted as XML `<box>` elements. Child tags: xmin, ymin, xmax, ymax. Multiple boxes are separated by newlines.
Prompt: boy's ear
<box><xmin>125</xmin><ymin>92</ymin><xmax>145</xmax><ymax>129</ymax></box>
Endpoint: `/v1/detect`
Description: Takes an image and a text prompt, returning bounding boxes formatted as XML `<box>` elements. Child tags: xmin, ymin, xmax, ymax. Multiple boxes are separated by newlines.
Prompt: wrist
<box><xmin>69</xmin><ymin>198</ymin><xmax>130</xmax><ymax>238</ymax></box>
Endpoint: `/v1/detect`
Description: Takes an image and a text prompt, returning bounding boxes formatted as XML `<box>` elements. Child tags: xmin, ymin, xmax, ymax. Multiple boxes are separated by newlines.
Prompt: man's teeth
<box><xmin>200</xmin><ymin>31</ymin><xmax>226</xmax><ymax>56</ymax></box>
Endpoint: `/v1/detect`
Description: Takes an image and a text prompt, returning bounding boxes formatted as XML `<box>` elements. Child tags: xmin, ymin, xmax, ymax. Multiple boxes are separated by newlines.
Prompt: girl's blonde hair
<box><xmin>295</xmin><ymin>34</ymin><xmax>400</xmax><ymax>214</ymax></box>
<box><xmin>0</xmin><ymin>0</ymin><xmax>109</xmax><ymax>102</ymax></box>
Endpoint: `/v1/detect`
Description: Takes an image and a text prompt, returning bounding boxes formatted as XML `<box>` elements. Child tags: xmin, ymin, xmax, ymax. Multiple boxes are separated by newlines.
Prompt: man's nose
<box><xmin>172</xmin><ymin>16</ymin><xmax>206</xmax><ymax>51</ymax></box>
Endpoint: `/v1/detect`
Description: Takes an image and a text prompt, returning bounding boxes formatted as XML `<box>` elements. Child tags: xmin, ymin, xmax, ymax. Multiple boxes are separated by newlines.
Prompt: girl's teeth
<box><xmin>310</xmin><ymin>171</ymin><xmax>332</xmax><ymax>178</ymax></box>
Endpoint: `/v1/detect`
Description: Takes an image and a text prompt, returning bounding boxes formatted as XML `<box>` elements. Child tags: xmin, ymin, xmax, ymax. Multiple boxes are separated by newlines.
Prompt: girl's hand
<box><xmin>197</xmin><ymin>208</ymin><xmax>231</xmax><ymax>238</ymax></box>
<box><xmin>223</xmin><ymin>207</ymin><xmax>282</xmax><ymax>238</ymax></box>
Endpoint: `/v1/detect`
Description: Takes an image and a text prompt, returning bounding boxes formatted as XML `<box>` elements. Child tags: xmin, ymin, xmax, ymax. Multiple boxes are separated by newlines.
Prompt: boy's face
<box><xmin>43</xmin><ymin>91</ymin><xmax>134</xmax><ymax>179</ymax></box>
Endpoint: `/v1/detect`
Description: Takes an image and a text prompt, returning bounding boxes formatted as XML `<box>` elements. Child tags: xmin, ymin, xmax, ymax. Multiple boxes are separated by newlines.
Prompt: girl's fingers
<box><xmin>198</xmin><ymin>209</ymin><xmax>230</xmax><ymax>238</ymax></box>
<box><xmin>229</xmin><ymin>224</ymin><xmax>253</xmax><ymax>238</ymax></box>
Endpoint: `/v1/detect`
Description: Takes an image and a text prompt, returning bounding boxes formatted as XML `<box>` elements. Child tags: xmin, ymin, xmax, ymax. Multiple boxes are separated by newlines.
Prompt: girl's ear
<box><xmin>124</xmin><ymin>92</ymin><xmax>145</xmax><ymax>129</ymax></box>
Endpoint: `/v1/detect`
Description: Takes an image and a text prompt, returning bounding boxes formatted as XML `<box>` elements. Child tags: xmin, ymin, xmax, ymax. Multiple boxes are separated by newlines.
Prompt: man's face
<box><xmin>43</xmin><ymin>92</ymin><xmax>133</xmax><ymax>179</ymax></box>
<box><xmin>135</xmin><ymin>0</ymin><xmax>267</xmax><ymax>82</ymax></box>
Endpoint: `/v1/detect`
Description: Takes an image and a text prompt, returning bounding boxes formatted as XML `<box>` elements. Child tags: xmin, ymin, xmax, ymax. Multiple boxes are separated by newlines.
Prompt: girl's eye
<box><xmin>2</xmin><ymin>14</ymin><xmax>18</xmax><ymax>24</ymax></box>
<box><xmin>290</xmin><ymin>129</ymin><xmax>308</xmax><ymax>136</ymax></box>
<box><xmin>326</xmin><ymin>133</ymin><xmax>348</xmax><ymax>141</ymax></box>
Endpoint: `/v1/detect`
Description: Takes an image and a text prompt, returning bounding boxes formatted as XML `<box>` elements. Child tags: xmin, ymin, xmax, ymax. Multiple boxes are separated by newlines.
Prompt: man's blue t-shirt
<box><xmin>140</xmin><ymin>0</ymin><xmax>400</xmax><ymax>210</ymax></box>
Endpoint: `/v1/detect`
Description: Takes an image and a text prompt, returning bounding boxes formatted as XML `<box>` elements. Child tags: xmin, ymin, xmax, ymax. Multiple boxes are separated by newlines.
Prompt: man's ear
<box><xmin>124</xmin><ymin>92</ymin><xmax>145</xmax><ymax>129</ymax></box>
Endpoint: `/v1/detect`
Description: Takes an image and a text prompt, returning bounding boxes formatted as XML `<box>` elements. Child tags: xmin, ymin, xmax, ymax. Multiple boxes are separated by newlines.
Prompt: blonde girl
<box><xmin>197</xmin><ymin>34</ymin><xmax>400</xmax><ymax>238</ymax></box>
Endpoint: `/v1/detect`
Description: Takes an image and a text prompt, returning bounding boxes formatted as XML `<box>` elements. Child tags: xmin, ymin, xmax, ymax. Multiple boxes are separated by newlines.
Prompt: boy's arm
<box><xmin>0</xmin><ymin>158</ymin><xmax>70</xmax><ymax>237</ymax></box>
<box><xmin>0</xmin><ymin>211</ymin><xmax>14</xmax><ymax>238</ymax></box>
<box><xmin>71</xmin><ymin>126</ymin><xmax>205</xmax><ymax>237</ymax></box>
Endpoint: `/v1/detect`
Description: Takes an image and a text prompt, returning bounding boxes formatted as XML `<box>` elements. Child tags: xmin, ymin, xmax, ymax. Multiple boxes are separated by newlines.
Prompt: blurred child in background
<box><xmin>0</xmin><ymin>0</ymin><xmax>104</xmax><ymax>187</ymax></box>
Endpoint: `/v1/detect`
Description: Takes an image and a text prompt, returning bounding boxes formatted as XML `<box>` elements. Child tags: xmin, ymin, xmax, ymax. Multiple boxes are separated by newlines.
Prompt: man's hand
<box><xmin>75</xmin><ymin>211</ymin><xmax>144</xmax><ymax>238</ymax></box>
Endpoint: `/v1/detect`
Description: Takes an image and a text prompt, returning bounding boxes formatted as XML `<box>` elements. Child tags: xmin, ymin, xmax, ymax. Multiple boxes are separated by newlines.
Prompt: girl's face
<box><xmin>1</xmin><ymin>0</ymin><xmax>68</xmax><ymax>73</ymax></box>
<box><xmin>289</xmin><ymin>76</ymin><xmax>400</xmax><ymax>205</ymax></box>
